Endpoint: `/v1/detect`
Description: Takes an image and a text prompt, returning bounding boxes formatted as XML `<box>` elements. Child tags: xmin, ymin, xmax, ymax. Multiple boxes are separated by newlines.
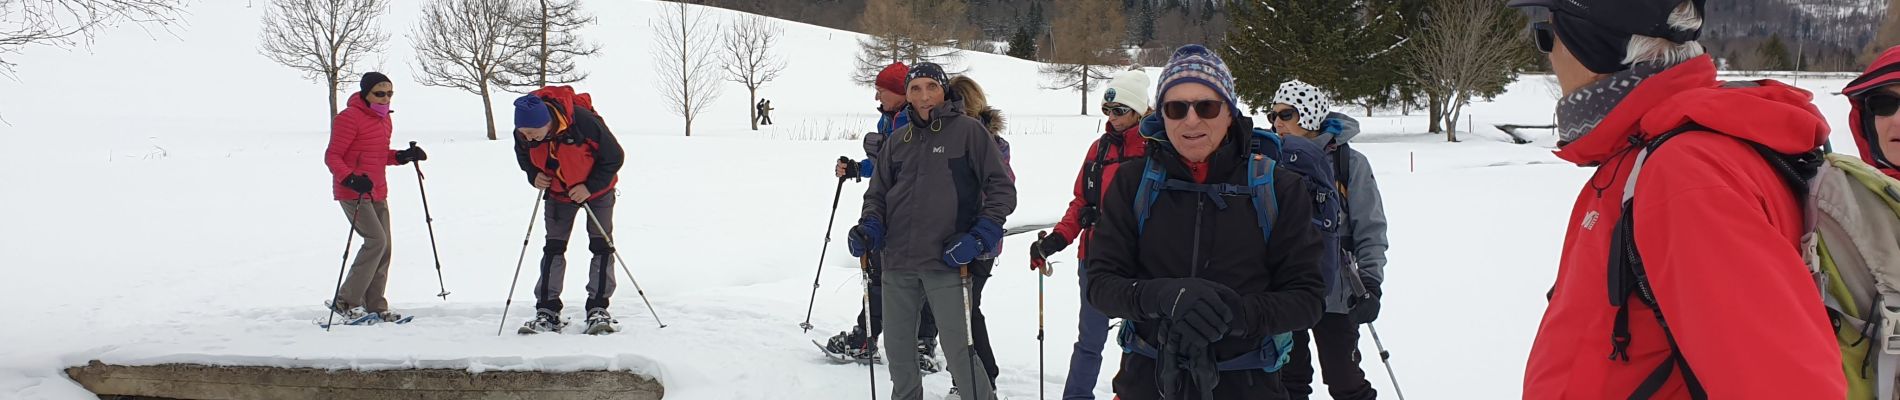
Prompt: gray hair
<box><xmin>1622</xmin><ymin>1</ymin><xmax>1705</xmax><ymax>67</ymax></box>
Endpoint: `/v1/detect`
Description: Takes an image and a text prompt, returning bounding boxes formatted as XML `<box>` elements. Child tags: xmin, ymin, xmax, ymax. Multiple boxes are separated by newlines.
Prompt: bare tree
<box><xmin>412</xmin><ymin>0</ymin><xmax>525</xmax><ymax>140</ymax></box>
<box><xmin>851</xmin><ymin>0</ymin><xmax>965</xmax><ymax>85</ymax></box>
<box><xmin>651</xmin><ymin>1</ymin><xmax>722</xmax><ymax>137</ymax></box>
<box><xmin>1403</xmin><ymin>0</ymin><xmax>1529</xmax><ymax>142</ymax></box>
<box><xmin>1</xmin><ymin>0</ymin><xmax>187</xmax><ymax>78</ymax></box>
<box><xmin>721</xmin><ymin>14</ymin><xmax>785</xmax><ymax>131</ymax></box>
<box><xmin>258</xmin><ymin>0</ymin><xmax>391</xmax><ymax>120</ymax></box>
<box><xmin>500</xmin><ymin>0</ymin><xmax>599</xmax><ymax>90</ymax></box>
<box><xmin>1038</xmin><ymin>0</ymin><xmax>1125</xmax><ymax>116</ymax></box>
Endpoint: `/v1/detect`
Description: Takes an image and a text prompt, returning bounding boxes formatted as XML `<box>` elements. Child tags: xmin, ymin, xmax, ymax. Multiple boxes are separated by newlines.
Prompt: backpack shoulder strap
<box><xmin>1248</xmin><ymin>130</ymin><xmax>1283</xmax><ymax>246</ymax></box>
<box><xmin>1084</xmin><ymin>134</ymin><xmax>1121</xmax><ymax>208</ymax></box>
<box><xmin>1133</xmin><ymin>155</ymin><xmax>1167</xmax><ymax>235</ymax></box>
<box><xmin>1248</xmin><ymin>153</ymin><xmax>1280</xmax><ymax>246</ymax></box>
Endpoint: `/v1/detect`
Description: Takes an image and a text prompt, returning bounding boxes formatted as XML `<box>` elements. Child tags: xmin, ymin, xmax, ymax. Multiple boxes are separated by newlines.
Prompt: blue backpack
<box><xmin>1117</xmin><ymin>128</ymin><xmax>1347</xmax><ymax>372</ymax></box>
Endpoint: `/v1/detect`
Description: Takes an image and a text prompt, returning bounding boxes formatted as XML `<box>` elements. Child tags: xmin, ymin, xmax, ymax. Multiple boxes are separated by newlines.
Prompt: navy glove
<box><xmin>848</xmin><ymin>218</ymin><xmax>885</xmax><ymax>257</ymax></box>
<box><xmin>1138</xmin><ymin>278</ymin><xmax>1238</xmax><ymax>345</ymax></box>
<box><xmin>341</xmin><ymin>174</ymin><xmax>374</xmax><ymax>195</ymax></box>
<box><xmin>942</xmin><ymin>218</ymin><xmax>1003</xmax><ymax>268</ymax></box>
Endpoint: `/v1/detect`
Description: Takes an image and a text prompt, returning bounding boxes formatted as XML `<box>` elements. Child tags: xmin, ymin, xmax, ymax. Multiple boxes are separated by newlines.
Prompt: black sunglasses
<box><xmin>1531</xmin><ymin>21</ymin><xmax>1555</xmax><ymax>54</ymax></box>
<box><xmin>371</xmin><ymin>90</ymin><xmax>395</xmax><ymax>98</ymax></box>
<box><xmin>1270</xmin><ymin>109</ymin><xmax>1299</xmax><ymax>122</ymax></box>
<box><xmin>1865</xmin><ymin>92</ymin><xmax>1900</xmax><ymax>117</ymax></box>
<box><xmin>1162</xmin><ymin>100</ymin><xmax>1225</xmax><ymax>120</ymax></box>
<box><xmin>1102</xmin><ymin>105</ymin><xmax>1136</xmax><ymax>117</ymax></box>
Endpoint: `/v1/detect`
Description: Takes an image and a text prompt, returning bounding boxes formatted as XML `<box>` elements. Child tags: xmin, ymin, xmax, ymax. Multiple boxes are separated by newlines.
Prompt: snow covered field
<box><xmin>0</xmin><ymin>1</ymin><xmax>1870</xmax><ymax>399</ymax></box>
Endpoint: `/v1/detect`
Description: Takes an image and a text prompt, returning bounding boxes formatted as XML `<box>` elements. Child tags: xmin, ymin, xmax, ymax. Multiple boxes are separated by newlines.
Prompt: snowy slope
<box><xmin>0</xmin><ymin>1</ymin><xmax>1872</xmax><ymax>399</ymax></box>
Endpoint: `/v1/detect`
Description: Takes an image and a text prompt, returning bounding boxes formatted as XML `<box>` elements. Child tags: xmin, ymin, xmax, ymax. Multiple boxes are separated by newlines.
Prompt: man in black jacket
<box><xmin>1085</xmin><ymin>44</ymin><xmax>1326</xmax><ymax>400</ymax></box>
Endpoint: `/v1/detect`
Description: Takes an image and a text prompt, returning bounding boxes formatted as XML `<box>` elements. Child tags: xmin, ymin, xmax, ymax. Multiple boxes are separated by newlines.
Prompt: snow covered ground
<box><xmin>0</xmin><ymin>1</ymin><xmax>1871</xmax><ymax>399</ymax></box>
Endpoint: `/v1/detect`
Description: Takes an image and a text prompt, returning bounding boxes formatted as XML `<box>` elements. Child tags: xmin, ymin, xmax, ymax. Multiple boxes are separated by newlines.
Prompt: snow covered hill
<box><xmin>0</xmin><ymin>1</ymin><xmax>1871</xmax><ymax>399</ymax></box>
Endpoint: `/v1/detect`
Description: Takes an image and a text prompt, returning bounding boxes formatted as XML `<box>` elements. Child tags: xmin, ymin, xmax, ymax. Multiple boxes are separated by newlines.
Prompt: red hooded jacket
<box><xmin>1051</xmin><ymin>122</ymin><xmax>1147</xmax><ymax>259</ymax></box>
<box><xmin>1522</xmin><ymin>56</ymin><xmax>1844</xmax><ymax>399</ymax></box>
<box><xmin>324</xmin><ymin>93</ymin><xmax>399</xmax><ymax>201</ymax></box>
<box><xmin>1845</xmin><ymin>46</ymin><xmax>1900</xmax><ymax>179</ymax></box>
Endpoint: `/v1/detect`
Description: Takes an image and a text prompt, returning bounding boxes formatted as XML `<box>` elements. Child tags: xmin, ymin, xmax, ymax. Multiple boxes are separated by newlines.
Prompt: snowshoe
<box><xmin>316</xmin><ymin>301</ymin><xmax>381</xmax><ymax>328</ymax></box>
<box><xmin>583</xmin><ymin>308</ymin><xmax>620</xmax><ymax>335</ymax></box>
<box><xmin>517</xmin><ymin>310</ymin><xmax>567</xmax><ymax>335</ymax></box>
<box><xmin>817</xmin><ymin>326</ymin><xmax>880</xmax><ymax>364</ymax></box>
<box><xmin>918</xmin><ymin>337</ymin><xmax>942</xmax><ymax>374</ymax></box>
<box><xmin>377</xmin><ymin>311</ymin><xmax>414</xmax><ymax>325</ymax></box>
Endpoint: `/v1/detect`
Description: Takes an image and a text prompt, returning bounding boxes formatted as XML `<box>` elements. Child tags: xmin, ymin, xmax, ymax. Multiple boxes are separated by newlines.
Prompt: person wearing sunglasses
<box><xmin>509</xmin><ymin>86</ymin><xmax>626</xmax><ymax>335</ymax></box>
<box><xmin>1083</xmin><ymin>44</ymin><xmax>1325</xmax><ymax>400</ymax></box>
<box><xmin>1267</xmin><ymin>80</ymin><xmax>1386</xmax><ymax>400</ymax></box>
<box><xmin>1028</xmin><ymin>68</ymin><xmax>1151</xmax><ymax>400</ymax></box>
<box><xmin>848</xmin><ymin>62</ymin><xmax>1016</xmax><ymax>400</ymax></box>
<box><xmin>322</xmin><ymin>71</ymin><xmax>425</xmax><ymax>324</ymax></box>
<box><xmin>1848</xmin><ymin>46</ymin><xmax>1900</xmax><ymax>178</ymax></box>
<box><xmin>1508</xmin><ymin>0</ymin><xmax>1843</xmax><ymax>399</ymax></box>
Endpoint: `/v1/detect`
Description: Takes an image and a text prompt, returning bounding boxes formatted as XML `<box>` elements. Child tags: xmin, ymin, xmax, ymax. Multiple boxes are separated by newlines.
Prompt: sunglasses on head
<box><xmin>1531</xmin><ymin>21</ymin><xmax>1555</xmax><ymax>54</ymax></box>
<box><xmin>371</xmin><ymin>90</ymin><xmax>395</xmax><ymax>98</ymax></box>
<box><xmin>1162</xmin><ymin>100</ymin><xmax>1225</xmax><ymax>120</ymax></box>
<box><xmin>1102</xmin><ymin>105</ymin><xmax>1136</xmax><ymax>117</ymax></box>
<box><xmin>1271</xmin><ymin>109</ymin><xmax>1299</xmax><ymax>122</ymax></box>
<box><xmin>1865</xmin><ymin>92</ymin><xmax>1900</xmax><ymax>117</ymax></box>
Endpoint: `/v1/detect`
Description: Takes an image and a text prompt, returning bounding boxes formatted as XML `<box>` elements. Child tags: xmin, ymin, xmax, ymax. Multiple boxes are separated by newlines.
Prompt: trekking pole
<box><xmin>1035</xmin><ymin>231</ymin><xmax>1049</xmax><ymax>400</ymax></box>
<box><xmin>1367</xmin><ymin>322</ymin><xmax>1406</xmax><ymax>400</ymax></box>
<box><xmin>326</xmin><ymin>194</ymin><xmax>367</xmax><ymax>332</ymax></box>
<box><xmin>860</xmin><ymin>256</ymin><xmax>878</xmax><ymax>400</ymax></box>
<box><xmin>409</xmin><ymin>142</ymin><xmax>450</xmax><ymax>300</ymax></box>
<box><xmin>801</xmin><ymin>168</ymin><xmax>853</xmax><ymax>332</ymax></box>
<box><xmin>497</xmin><ymin>193</ymin><xmax>545</xmax><ymax>336</ymax></box>
<box><xmin>961</xmin><ymin>263</ymin><xmax>976</xmax><ymax>397</ymax></box>
<box><xmin>578</xmin><ymin>202</ymin><xmax>667</xmax><ymax>328</ymax></box>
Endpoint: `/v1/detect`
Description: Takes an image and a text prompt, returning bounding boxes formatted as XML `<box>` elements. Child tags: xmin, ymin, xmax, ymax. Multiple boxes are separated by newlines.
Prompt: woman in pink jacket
<box><xmin>324</xmin><ymin>72</ymin><xmax>426</xmax><ymax>323</ymax></box>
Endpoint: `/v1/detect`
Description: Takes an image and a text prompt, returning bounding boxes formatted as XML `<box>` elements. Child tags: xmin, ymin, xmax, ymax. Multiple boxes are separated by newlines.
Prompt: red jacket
<box><xmin>324</xmin><ymin>93</ymin><xmax>398</xmax><ymax>201</ymax></box>
<box><xmin>1846</xmin><ymin>46</ymin><xmax>1900</xmax><ymax>179</ymax></box>
<box><xmin>1523</xmin><ymin>56</ymin><xmax>1843</xmax><ymax>399</ymax></box>
<box><xmin>1052</xmin><ymin>122</ymin><xmax>1147</xmax><ymax>259</ymax></box>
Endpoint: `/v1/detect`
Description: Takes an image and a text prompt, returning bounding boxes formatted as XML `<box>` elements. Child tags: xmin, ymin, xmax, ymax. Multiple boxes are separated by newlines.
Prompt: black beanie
<box><xmin>359</xmin><ymin>72</ymin><xmax>391</xmax><ymax>101</ymax></box>
<box><xmin>1553</xmin><ymin>14</ymin><xmax>1635</xmax><ymax>74</ymax></box>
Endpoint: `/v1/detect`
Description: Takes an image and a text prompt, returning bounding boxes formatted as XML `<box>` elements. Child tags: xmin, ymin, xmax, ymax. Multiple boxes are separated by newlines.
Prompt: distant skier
<box><xmin>757</xmin><ymin>98</ymin><xmax>776</xmax><ymax>126</ymax></box>
<box><xmin>322</xmin><ymin>71</ymin><xmax>427</xmax><ymax>325</ymax></box>
<box><xmin>510</xmin><ymin>86</ymin><xmax>627</xmax><ymax>335</ymax></box>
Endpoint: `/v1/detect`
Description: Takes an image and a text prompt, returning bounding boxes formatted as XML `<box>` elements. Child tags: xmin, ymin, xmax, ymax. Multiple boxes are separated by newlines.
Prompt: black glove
<box><xmin>341</xmin><ymin>174</ymin><xmax>374</xmax><ymax>194</ymax></box>
<box><xmin>395</xmin><ymin>145</ymin><xmax>428</xmax><ymax>164</ymax></box>
<box><xmin>1350</xmin><ymin>283</ymin><xmax>1382</xmax><ymax>324</ymax></box>
<box><xmin>1034</xmin><ymin>233</ymin><xmax>1069</xmax><ymax>258</ymax></box>
<box><xmin>839</xmin><ymin>156</ymin><xmax>861</xmax><ymax>180</ymax></box>
<box><xmin>1139</xmin><ymin>278</ymin><xmax>1238</xmax><ymax>348</ymax></box>
<box><xmin>1028</xmin><ymin>232</ymin><xmax>1068</xmax><ymax>271</ymax></box>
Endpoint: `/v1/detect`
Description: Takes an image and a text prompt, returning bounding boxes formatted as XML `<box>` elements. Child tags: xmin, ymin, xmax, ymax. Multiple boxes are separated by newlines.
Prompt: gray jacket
<box><xmin>1309</xmin><ymin>113</ymin><xmax>1390</xmax><ymax>313</ymax></box>
<box><xmin>862</xmin><ymin>100</ymin><xmax>1017</xmax><ymax>273</ymax></box>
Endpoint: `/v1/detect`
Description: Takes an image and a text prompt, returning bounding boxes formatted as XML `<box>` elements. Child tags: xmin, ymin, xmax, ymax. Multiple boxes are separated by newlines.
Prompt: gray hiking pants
<box><xmin>337</xmin><ymin>199</ymin><xmax>392</xmax><ymax>312</ymax></box>
<box><xmin>883</xmin><ymin>269</ymin><xmax>995</xmax><ymax>400</ymax></box>
<box><xmin>534</xmin><ymin>191</ymin><xmax>618</xmax><ymax>314</ymax></box>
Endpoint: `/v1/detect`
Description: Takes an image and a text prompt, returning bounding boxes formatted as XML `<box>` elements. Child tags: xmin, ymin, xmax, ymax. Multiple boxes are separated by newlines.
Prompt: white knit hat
<box><xmin>1272</xmin><ymin>80</ymin><xmax>1331</xmax><ymax>131</ymax></box>
<box><xmin>1103</xmin><ymin>70</ymin><xmax>1152</xmax><ymax>113</ymax></box>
